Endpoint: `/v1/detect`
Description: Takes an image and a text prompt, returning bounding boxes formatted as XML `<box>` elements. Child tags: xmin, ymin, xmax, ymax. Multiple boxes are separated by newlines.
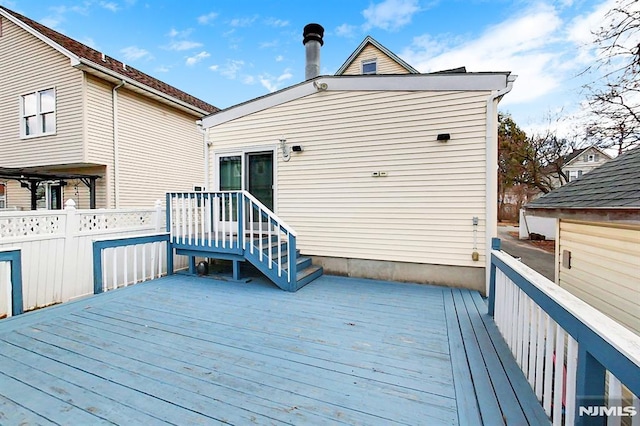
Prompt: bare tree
<box><xmin>584</xmin><ymin>0</ymin><xmax>640</xmax><ymax>154</ymax></box>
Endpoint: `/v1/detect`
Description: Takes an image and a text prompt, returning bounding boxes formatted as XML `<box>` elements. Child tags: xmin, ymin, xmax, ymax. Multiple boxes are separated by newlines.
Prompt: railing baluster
<box><xmin>112</xmin><ymin>248</ymin><xmax>118</xmax><ymax>290</ymax></box>
<box><xmin>277</xmin><ymin>226</ymin><xmax>282</xmax><ymax>277</ymax></box>
<box><xmin>543</xmin><ymin>315</ymin><xmax>554</xmax><ymax>416</ymax></box>
<box><xmin>180</xmin><ymin>194</ymin><xmax>186</xmax><ymax>245</ymax></box>
<box><xmin>268</xmin><ymin>217</ymin><xmax>273</xmax><ymax>269</ymax></box>
<box><xmin>608</xmin><ymin>373</ymin><xmax>622</xmax><ymax>426</ymax></box>
<box><xmin>213</xmin><ymin>194</ymin><xmax>219</xmax><ymax>247</ymax></box>
<box><xmin>535</xmin><ymin>308</ymin><xmax>546</xmax><ymax>400</ymax></box>
<box><xmin>259</xmin><ymin>212</ymin><xmax>263</xmax><ymax>261</ymax></box>
<box><xmin>528</xmin><ymin>302</ymin><xmax>538</xmax><ymax>387</ymax></box>
<box><xmin>228</xmin><ymin>193</ymin><xmax>234</xmax><ymax>248</ymax></box>
<box><xmin>207</xmin><ymin>194</ymin><xmax>212</xmax><ymax>247</ymax></box>
<box><xmin>123</xmin><ymin>246</ymin><xmax>128</xmax><ymax>287</ymax></box>
<box><xmin>249</xmin><ymin>201</ymin><xmax>254</xmax><ymax>254</ymax></box>
<box><xmin>200</xmin><ymin>193</ymin><xmax>205</xmax><ymax>246</ymax></box>
<box><xmin>552</xmin><ymin>327</ymin><xmax>565</xmax><ymax>426</ymax></box>
<box><xmin>142</xmin><ymin>242</ymin><xmax>146</xmax><ymax>281</ymax></box>
<box><xmin>565</xmin><ymin>336</ymin><xmax>578</xmax><ymax>426</ymax></box>
<box><xmin>133</xmin><ymin>244</ymin><xmax>138</xmax><ymax>285</ymax></box>
<box><xmin>221</xmin><ymin>193</ymin><xmax>226</xmax><ymax>248</ymax></box>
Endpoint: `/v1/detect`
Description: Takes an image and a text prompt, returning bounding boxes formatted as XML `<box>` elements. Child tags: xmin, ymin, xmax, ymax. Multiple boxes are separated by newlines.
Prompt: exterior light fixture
<box><xmin>437</xmin><ymin>133</ymin><xmax>451</xmax><ymax>142</ymax></box>
<box><xmin>291</xmin><ymin>145</ymin><xmax>303</xmax><ymax>152</ymax></box>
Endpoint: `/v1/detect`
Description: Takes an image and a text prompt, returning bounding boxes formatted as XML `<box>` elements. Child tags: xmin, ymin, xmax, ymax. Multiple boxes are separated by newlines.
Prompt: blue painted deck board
<box><xmin>0</xmin><ymin>274</ymin><xmax>546</xmax><ymax>425</ymax></box>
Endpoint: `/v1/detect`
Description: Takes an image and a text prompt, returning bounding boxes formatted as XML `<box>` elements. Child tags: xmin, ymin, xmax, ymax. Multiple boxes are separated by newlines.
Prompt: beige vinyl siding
<box><xmin>3</xmin><ymin>181</ymin><xmax>30</xmax><ymax>210</ymax></box>
<box><xmin>558</xmin><ymin>220</ymin><xmax>640</xmax><ymax>335</ymax></box>
<box><xmin>0</xmin><ymin>17</ymin><xmax>84</xmax><ymax>167</ymax></box>
<box><xmin>341</xmin><ymin>44</ymin><xmax>411</xmax><ymax>75</ymax></box>
<box><xmin>117</xmin><ymin>88</ymin><xmax>204</xmax><ymax>208</ymax></box>
<box><xmin>85</xmin><ymin>74</ymin><xmax>114</xmax><ymax>207</ymax></box>
<box><xmin>209</xmin><ymin>89</ymin><xmax>490</xmax><ymax>268</ymax></box>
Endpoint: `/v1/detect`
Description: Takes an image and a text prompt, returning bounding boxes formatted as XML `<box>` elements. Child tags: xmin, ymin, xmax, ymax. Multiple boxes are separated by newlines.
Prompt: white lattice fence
<box><xmin>0</xmin><ymin>199</ymin><xmax>184</xmax><ymax>315</ymax></box>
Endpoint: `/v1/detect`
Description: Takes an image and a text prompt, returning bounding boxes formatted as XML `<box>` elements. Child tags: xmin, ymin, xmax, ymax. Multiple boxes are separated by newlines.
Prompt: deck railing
<box><xmin>0</xmin><ymin>248</ymin><xmax>23</xmax><ymax>317</ymax></box>
<box><xmin>93</xmin><ymin>234</ymin><xmax>170</xmax><ymax>294</ymax></box>
<box><xmin>489</xmin><ymin>240</ymin><xmax>640</xmax><ymax>425</ymax></box>
<box><xmin>166</xmin><ymin>191</ymin><xmax>298</xmax><ymax>289</ymax></box>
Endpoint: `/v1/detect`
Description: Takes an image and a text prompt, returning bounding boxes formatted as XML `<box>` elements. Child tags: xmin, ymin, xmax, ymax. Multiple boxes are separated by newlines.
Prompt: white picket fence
<box><xmin>0</xmin><ymin>200</ymin><xmax>186</xmax><ymax>317</ymax></box>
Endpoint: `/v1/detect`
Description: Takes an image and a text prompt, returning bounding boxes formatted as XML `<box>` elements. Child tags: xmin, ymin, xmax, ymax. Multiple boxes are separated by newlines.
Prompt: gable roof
<box><xmin>335</xmin><ymin>36</ymin><xmax>419</xmax><ymax>75</ymax></box>
<box><xmin>527</xmin><ymin>146</ymin><xmax>640</xmax><ymax>210</ymax></box>
<box><xmin>0</xmin><ymin>5</ymin><xmax>218</xmax><ymax>115</ymax></box>
<box><xmin>562</xmin><ymin>145</ymin><xmax>612</xmax><ymax>167</ymax></box>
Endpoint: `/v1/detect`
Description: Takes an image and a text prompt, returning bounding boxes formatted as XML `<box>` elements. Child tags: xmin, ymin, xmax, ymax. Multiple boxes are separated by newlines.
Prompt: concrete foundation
<box><xmin>310</xmin><ymin>256</ymin><xmax>486</xmax><ymax>294</ymax></box>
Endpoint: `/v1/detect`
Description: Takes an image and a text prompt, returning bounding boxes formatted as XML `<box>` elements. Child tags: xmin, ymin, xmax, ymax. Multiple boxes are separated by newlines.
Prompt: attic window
<box><xmin>362</xmin><ymin>59</ymin><xmax>377</xmax><ymax>75</ymax></box>
<box><xmin>587</xmin><ymin>154</ymin><xmax>596</xmax><ymax>162</ymax></box>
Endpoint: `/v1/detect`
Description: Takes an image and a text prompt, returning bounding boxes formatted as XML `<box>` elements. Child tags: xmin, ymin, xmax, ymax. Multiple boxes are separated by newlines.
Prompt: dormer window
<box><xmin>362</xmin><ymin>59</ymin><xmax>377</xmax><ymax>75</ymax></box>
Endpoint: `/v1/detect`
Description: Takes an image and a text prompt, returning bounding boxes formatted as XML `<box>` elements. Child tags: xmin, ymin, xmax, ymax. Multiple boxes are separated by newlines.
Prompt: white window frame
<box><xmin>362</xmin><ymin>59</ymin><xmax>377</xmax><ymax>75</ymax></box>
<box><xmin>20</xmin><ymin>87</ymin><xmax>56</xmax><ymax>139</ymax></box>
<box><xmin>587</xmin><ymin>154</ymin><xmax>595</xmax><ymax>162</ymax></box>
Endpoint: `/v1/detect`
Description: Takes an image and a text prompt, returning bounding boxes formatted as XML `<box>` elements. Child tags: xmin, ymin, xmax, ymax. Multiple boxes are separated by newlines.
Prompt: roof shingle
<box><xmin>527</xmin><ymin>146</ymin><xmax>640</xmax><ymax>209</ymax></box>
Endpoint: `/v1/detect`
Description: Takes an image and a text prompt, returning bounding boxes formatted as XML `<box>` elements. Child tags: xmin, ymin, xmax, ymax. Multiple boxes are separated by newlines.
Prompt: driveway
<box><xmin>497</xmin><ymin>226</ymin><xmax>555</xmax><ymax>281</ymax></box>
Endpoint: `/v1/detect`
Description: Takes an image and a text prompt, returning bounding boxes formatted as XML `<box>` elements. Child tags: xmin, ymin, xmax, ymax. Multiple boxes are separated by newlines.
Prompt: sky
<box><xmin>0</xmin><ymin>0</ymin><xmax>625</xmax><ymax>137</ymax></box>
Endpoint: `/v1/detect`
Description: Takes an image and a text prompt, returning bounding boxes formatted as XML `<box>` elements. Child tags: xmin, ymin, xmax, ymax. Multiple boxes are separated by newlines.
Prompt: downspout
<box><xmin>485</xmin><ymin>74</ymin><xmax>516</xmax><ymax>296</ymax></box>
<box><xmin>196</xmin><ymin>120</ymin><xmax>209</xmax><ymax>189</ymax></box>
<box><xmin>112</xmin><ymin>80</ymin><xmax>125</xmax><ymax>208</ymax></box>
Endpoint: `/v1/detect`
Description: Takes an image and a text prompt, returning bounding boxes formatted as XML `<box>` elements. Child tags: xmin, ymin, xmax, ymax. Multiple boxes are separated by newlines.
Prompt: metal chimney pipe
<box><xmin>303</xmin><ymin>23</ymin><xmax>324</xmax><ymax>80</ymax></box>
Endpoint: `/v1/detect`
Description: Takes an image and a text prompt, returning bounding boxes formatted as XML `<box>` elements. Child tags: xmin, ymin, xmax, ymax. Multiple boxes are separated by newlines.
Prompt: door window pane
<box><xmin>248</xmin><ymin>153</ymin><xmax>273</xmax><ymax>211</ymax></box>
<box><xmin>219</xmin><ymin>156</ymin><xmax>242</xmax><ymax>190</ymax></box>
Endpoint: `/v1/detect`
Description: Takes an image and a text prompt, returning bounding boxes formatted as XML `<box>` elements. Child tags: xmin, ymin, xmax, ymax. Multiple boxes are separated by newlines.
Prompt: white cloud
<box><xmin>209</xmin><ymin>65</ymin><xmax>219</xmax><ymax>71</ymax></box>
<box><xmin>40</xmin><ymin>17</ymin><xmax>63</xmax><ymax>29</ymax></box>
<box><xmin>229</xmin><ymin>16</ymin><xmax>258</xmax><ymax>27</ymax></box>
<box><xmin>243</xmin><ymin>75</ymin><xmax>256</xmax><ymax>84</ymax></box>
<box><xmin>275</xmin><ymin>55</ymin><xmax>284</xmax><ymax>62</ymax></box>
<box><xmin>210</xmin><ymin>60</ymin><xmax>245</xmax><ymax>79</ymax></box>
<box><xmin>363</xmin><ymin>0</ymin><xmax>420</xmax><ymax>31</ymax></box>
<box><xmin>185</xmin><ymin>51</ymin><xmax>210</xmax><ymax>66</ymax></box>
<box><xmin>120</xmin><ymin>46</ymin><xmax>151</xmax><ymax>61</ymax></box>
<box><xmin>265</xmin><ymin>18</ymin><xmax>289</xmax><ymax>27</ymax></box>
<box><xmin>167</xmin><ymin>40</ymin><xmax>203</xmax><ymax>51</ymax></box>
<box><xmin>167</xmin><ymin>28</ymin><xmax>193</xmax><ymax>38</ymax></box>
<box><xmin>99</xmin><ymin>1</ymin><xmax>119</xmax><ymax>12</ymax></box>
<box><xmin>335</xmin><ymin>23</ymin><xmax>357</xmax><ymax>38</ymax></box>
<box><xmin>198</xmin><ymin>12</ymin><xmax>218</xmax><ymax>25</ymax></box>
<box><xmin>260</xmin><ymin>40</ymin><xmax>278</xmax><ymax>49</ymax></box>
<box><xmin>155</xmin><ymin>65</ymin><xmax>170</xmax><ymax>73</ymax></box>
<box><xmin>259</xmin><ymin>70</ymin><xmax>293</xmax><ymax>92</ymax></box>
<box><xmin>402</xmin><ymin>4</ymin><xmax>564</xmax><ymax>105</ymax></box>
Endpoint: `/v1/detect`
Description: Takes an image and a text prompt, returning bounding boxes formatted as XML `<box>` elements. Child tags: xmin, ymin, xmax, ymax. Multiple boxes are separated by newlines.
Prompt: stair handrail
<box><xmin>241</xmin><ymin>191</ymin><xmax>297</xmax><ymax>237</ymax></box>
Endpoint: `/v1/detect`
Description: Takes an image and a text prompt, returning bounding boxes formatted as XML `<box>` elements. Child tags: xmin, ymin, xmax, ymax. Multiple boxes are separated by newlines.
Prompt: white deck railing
<box><xmin>489</xmin><ymin>242</ymin><xmax>640</xmax><ymax>425</ymax></box>
<box><xmin>166</xmin><ymin>191</ymin><xmax>298</xmax><ymax>289</ymax></box>
<box><xmin>0</xmin><ymin>200</ymin><xmax>188</xmax><ymax>316</ymax></box>
<box><xmin>0</xmin><ymin>247</ymin><xmax>22</xmax><ymax>318</ymax></box>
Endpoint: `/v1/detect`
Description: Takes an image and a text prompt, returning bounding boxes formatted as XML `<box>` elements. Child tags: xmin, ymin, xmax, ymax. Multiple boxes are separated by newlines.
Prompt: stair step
<box><xmin>296</xmin><ymin>265</ymin><xmax>323</xmax><ymax>288</ymax></box>
<box><xmin>296</xmin><ymin>256</ymin><xmax>312</xmax><ymax>270</ymax></box>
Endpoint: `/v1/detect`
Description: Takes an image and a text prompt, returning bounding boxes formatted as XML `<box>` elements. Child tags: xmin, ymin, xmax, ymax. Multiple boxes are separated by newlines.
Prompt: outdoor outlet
<box><xmin>379</xmin><ymin>171</ymin><xmax>388</xmax><ymax>177</ymax></box>
<box><xmin>372</xmin><ymin>172</ymin><xmax>379</xmax><ymax>177</ymax></box>
<box><xmin>472</xmin><ymin>251</ymin><xmax>479</xmax><ymax>261</ymax></box>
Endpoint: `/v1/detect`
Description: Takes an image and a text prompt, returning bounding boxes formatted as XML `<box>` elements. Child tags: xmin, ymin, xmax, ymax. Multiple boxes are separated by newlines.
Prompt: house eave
<box><xmin>202</xmin><ymin>73</ymin><xmax>512</xmax><ymax>129</ymax></box>
<box><xmin>523</xmin><ymin>206</ymin><xmax>640</xmax><ymax>222</ymax></box>
<box><xmin>76</xmin><ymin>60</ymin><xmax>210</xmax><ymax>117</ymax></box>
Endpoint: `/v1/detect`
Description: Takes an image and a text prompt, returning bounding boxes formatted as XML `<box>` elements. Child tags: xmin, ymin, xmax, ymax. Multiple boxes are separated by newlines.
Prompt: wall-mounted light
<box><xmin>280</xmin><ymin>138</ymin><xmax>291</xmax><ymax>162</ymax></box>
<box><xmin>437</xmin><ymin>133</ymin><xmax>451</xmax><ymax>142</ymax></box>
<box><xmin>313</xmin><ymin>80</ymin><xmax>328</xmax><ymax>91</ymax></box>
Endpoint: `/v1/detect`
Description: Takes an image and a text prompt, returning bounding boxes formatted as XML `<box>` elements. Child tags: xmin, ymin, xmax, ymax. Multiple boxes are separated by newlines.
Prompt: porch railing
<box><xmin>166</xmin><ymin>191</ymin><xmax>298</xmax><ymax>290</ymax></box>
<box><xmin>489</xmin><ymin>240</ymin><xmax>640</xmax><ymax>425</ymax></box>
<box><xmin>0</xmin><ymin>247</ymin><xmax>23</xmax><ymax>317</ymax></box>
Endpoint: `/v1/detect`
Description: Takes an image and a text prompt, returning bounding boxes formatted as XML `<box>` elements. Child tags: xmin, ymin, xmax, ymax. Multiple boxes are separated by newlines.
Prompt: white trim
<box><xmin>213</xmin><ymin>146</ymin><xmax>278</xmax><ymax>214</ymax></box>
<box><xmin>361</xmin><ymin>58</ymin><xmax>377</xmax><ymax>75</ymax></box>
<box><xmin>76</xmin><ymin>59</ymin><xmax>210</xmax><ymax>116</ymax></box>
<box><xmin>202</xmin><ymin>73</ymin><xmax>512</xmax><ymax>129</ymax></box>
<box><xmin>0</xmin><ymin>8</ymin><xmax>209</xmax><ymax>117</ymax></box>
<box><xmin>485</xmin><ymin>74</ymin><xmax>516</xmax><ymax>295</ymax></box>
<box><xmin>0</xmin><ymin>8</ymin><xmax>81</xmax><ymax>66</ymax></box>
<box><xmin>335</xmin><ymin>36</ymin><xmax>419</xmax><ymax>75</ymax></box>
<box><xmin>19</xmin><ymin>87</ymin><xmax>57</xmax><ymax>139</ymax></box>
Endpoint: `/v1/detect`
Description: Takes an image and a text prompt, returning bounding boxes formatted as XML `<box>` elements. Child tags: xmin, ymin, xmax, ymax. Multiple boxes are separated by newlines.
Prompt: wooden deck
<box><xmin>0</xmin><ymin>274</ymin><xmax>546</xmax><ymax>425</ymax></box>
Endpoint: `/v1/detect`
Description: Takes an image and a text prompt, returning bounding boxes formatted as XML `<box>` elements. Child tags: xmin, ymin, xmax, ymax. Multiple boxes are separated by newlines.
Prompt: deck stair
<box><xmin>166</xmin><ymin>191</ymin><xmax>323</xmax><ymax>291</ymax></box>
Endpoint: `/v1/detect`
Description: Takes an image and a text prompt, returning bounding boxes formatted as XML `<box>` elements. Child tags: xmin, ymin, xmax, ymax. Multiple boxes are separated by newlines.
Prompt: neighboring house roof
<box><xmin>562</xmin><ymin>146</ymin><xmax>612</xmax><ymax>167</ymax></box>
<box><xmin>0</xmin><ymin>6</ymin><xmax>218</xmax><ymax>115</ymax></box>
<box><xmin>527</xmin><ymin>146</ymin><xmax>640</xmax><ymax>210</ymax></box>
<box><xmin>335</xmin><ymin>36</ymin><xmax>419</xmax><ymax>75</ymax></box>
